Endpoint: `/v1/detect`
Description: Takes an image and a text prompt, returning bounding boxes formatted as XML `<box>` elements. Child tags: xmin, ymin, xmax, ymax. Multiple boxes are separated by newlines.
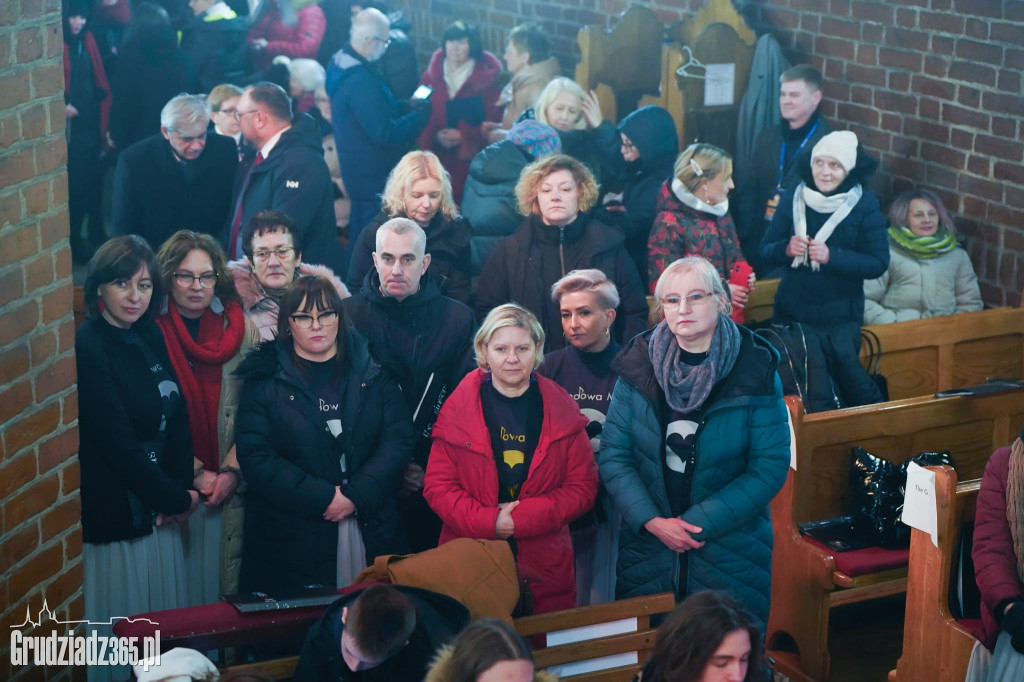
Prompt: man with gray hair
<box><xmin>326</xmin><ymin>9</ymin><xmax>431</xmax><ymax>276</ymax></box>
<box><xmin>342</xmin><ymin>217</ymin><xmax>476</xmax><ymax>552</ymax></box>
<box><xmin>113</xmin><ymin>93</ymin><xmax>238</xmax><ymax>247</ymax></box>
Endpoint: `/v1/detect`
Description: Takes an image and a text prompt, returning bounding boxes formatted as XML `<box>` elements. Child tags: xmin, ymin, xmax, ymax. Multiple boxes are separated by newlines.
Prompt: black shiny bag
<box><xmin>848</xmin><ymin>447</ymin><xmax>954</xmax><ymax>548</ymax></box>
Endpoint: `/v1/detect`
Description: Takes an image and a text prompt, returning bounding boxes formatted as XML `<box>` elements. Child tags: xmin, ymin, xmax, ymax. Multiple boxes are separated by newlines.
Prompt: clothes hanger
<box><xmin>675</xmin><ymin>45</ymin><xmax>707</xmax><ymax>80</ymax></box>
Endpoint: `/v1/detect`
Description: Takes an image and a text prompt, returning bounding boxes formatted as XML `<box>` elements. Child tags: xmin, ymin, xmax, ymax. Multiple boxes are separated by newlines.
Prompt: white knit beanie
<box><xmin>811</xmin><ymin>130</ymin><xmax>858</xmax><ymax>172</ymax></box>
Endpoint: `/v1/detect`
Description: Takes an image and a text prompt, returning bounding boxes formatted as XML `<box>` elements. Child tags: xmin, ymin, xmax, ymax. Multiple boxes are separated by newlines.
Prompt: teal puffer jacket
<box><xmin>598</xmin><ymin>324</ymin><xmax>790</xmax><ymax>631</ymax></box>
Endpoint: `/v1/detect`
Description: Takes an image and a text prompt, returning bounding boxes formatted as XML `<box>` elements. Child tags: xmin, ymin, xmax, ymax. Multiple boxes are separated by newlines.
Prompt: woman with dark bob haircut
<box><xmin>636</xmin><ymin>591</ymin><xmax>764</xmax><ymax>682</ymax></box>
<box><xmin>475</xmin><ymin>153</ymin><xmax>649</xmax><ymax>351</ymax></box>
<box><xmin>77</xmin><ymin>235</ymin><xmax>197</xmax><ymax>682</ymax></box>
<box><xmin>234</xmin><ymin>275</ymin><xmax>414</xmax><ymax>593</ymax></box>
<box><xmin>425</xmin><ymin>618</ymin><xmax>556</xmax><ymax>682</ymax></box>
<box><xmin>417</xmin><ymin>20</ymin><xmax>503</xmax><ymax>202</ymax></box>
<box><xmin>155</xmin><ymin>230</ymin><xmax>261</xmax><ymax>604</ymax></box>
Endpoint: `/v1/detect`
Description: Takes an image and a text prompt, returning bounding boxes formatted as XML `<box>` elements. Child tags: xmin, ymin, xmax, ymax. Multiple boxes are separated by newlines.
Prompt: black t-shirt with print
<box><xmin>480</xmin><ymin>377</ymin><xmax>544</xmax><ymax>504</ymax></box>
<box><xmin>662</xmin><ymin>348</ymin><xmax>709</xmax><ymax>518</ymax></box>
<box><xmin>305</xmin><ymin>358</ymin><xmax>347</xmax><ymax>474</ymax></box>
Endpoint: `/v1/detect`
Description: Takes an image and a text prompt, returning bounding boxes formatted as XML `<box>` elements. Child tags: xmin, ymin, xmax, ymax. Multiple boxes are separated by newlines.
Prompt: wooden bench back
<box><xmin>515</xmin><ymin>592</ymin><xmax>676</xmax><ymax>681</ymax></box>
<box><xmin>893</xmin><ymin>466</ymin><xmax>982</xmax><ymax>682</ymax></box>
<box><xmin>787</xmin><ymin>389</ymin><xmax>1023</xmax><ymax>525</ymax></box>
<box><xmin>862</xmin><ymin>307</ymin><xmax>1024</xmax><ymax>401</ymax></box>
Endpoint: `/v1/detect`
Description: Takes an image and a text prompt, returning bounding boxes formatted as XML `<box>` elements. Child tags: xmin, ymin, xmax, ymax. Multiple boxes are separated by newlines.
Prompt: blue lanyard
<box><xmin>778</xmin><ymin>120</ymin><xmax>820</xmax><ymax>184</ymax></box>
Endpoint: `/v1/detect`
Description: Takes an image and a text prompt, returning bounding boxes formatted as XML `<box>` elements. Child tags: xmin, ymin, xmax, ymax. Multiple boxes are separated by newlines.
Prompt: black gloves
<box><xmin>1002</xmin><ymin>601</ymin><xmax>1024</xmax><ymax>654</ymax></box>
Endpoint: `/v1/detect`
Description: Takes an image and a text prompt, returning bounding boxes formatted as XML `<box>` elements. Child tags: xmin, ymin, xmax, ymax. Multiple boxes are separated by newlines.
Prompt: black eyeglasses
<box><xmin>173</xmin><ymin>272</ymin><xmax>218</xmax><ymax>288</ymax></box>
<box><xmin>289</xmin><ymin>311</ymin><xmax>339</xmax><ymax>329</ymax></box>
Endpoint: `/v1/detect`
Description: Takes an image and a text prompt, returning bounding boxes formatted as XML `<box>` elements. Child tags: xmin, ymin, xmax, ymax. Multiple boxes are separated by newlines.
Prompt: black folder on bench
<box><xmin>446</xmin><ymin>95</ymin><xmax>485</xmax><ymax>128</ymax></box>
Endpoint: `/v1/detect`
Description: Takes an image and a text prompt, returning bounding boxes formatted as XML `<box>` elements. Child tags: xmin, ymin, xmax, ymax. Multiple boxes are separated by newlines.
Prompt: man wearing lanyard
<box><xmin>734</xmin><ymin>64</ymin><xmax>832</xmax><ymax>276</ymax></box>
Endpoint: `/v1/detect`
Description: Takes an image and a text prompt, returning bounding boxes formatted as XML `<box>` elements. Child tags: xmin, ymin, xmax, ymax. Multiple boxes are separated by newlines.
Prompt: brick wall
<box><xmin>396</xmin><ymin>0</ymin><xmax>1024</xmax><ymax>306</ymax></box>
<box><xmin>0</xmin><ymin>0</ymin><xmax>81</xmax><ymax>679</ymax></box>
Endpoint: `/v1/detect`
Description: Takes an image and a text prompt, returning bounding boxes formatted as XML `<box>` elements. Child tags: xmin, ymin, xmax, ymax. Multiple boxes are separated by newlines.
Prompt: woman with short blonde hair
<box><xmin>476</xmin><ymin>154</ymin><xmax>648</xmax><ymax>352</ymax></box>
<box><xmin>425</xmin><ymin>303</ymin><xmax>598</xmax><ymax>615</ymax></box>
<box><xmin>345</xmin><ymin>150</ymin><xmax>472</xmax><ymax>302</ymax></box>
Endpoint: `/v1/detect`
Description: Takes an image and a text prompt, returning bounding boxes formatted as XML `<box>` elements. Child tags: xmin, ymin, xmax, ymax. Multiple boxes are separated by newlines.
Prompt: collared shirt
<box><xmin>260</xmin><ymin>125</ymin><xmax>291</xmax><ymax>160</ymax></box>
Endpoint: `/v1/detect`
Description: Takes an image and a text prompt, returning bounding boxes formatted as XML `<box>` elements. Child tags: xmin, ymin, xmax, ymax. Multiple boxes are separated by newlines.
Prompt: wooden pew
<box><xmin>861</xmin><ymin>307</ymin><xmax>1024</xmax><ymax>401</ymax></box>
<box><xmin>890</xmin><ymin>465</ymin><xmax>983</xmax><ymax>682</ymax></box>
<box><xmin>766</xmin><ymin>390</ymin><xmax>1024</xmax><ymax>681</ymax></box>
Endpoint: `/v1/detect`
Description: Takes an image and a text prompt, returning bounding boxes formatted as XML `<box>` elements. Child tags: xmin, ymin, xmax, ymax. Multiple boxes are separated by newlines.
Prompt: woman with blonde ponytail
<box><xmin>971</xmin><ymin>423</ymin><xmax>1024</xmax><ymax>679</ymax></box>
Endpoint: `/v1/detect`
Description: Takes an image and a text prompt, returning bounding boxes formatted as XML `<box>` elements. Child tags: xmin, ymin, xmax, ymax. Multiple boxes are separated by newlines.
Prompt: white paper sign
<box><xmin>901</xmin><ymin>462</ymin><xmax>938</xmax><ymax>547</ymax></box>
<box><xmin>786</xmin><ymin>406</ymin><xmax>797</xmax><ymax>471</ymax></box>
<box><xmin>704</xmin><ymin>63</ymin><xmax>735</xmax><ymax>107</ymax></box>
<box><xmin>545</xmin><ymin>618</ymin><xmax>639</xmax><ymax>676</ymax></box>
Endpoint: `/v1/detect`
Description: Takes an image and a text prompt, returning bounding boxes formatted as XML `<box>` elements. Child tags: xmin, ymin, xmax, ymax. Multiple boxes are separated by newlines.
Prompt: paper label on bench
<box><xmin>901</xmin><ymin>462</ymin><xmax>938</xmax><ymax>547</ymax></box>
<box><xmin>546</xmin><ymin>617</ymin><xmax>638</xmax><ymax>645</ymax></box>
<box><xmin>547</xmin><ymin>652</ymin><xmax>639</xmax><ymax>678</ymax></box>
<box><xmin>787</xmin><ymin>406</ymin><xmax>797</xmax><ymax>471</ymax></box>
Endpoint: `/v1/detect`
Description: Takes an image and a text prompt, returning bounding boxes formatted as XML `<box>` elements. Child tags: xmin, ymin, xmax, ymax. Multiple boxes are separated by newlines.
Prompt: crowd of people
<box><xmin>67</xmin><ymin>2</ymin><xmax>1008</xmax><ymax>680</ymax></box>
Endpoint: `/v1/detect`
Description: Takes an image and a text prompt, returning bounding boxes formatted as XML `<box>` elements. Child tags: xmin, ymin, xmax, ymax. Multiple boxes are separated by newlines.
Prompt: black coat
<box><xmin>475</xmin><ymin>213</ymin><xmax>649</xmax><ymax>351</ymax></box>
<box><xmin>342</xmin><ymin>271</ymin><xmax>476</xmax><ymax>466</ymax></box>
<box><xmin>234</xmin><ymin>333</ymin><xmax>414</xmax><ymax>593</ymax></box>
<box><xmin>760</xmin><ymin>153</ymin><xmax>890</xmax><ymax>328</ymax></box>
<box><xmin>733</xmin><ymin>111</ymin><xmax>833</xmax><ymax>275</ymax></box>
<box><xmin>345</xmin><ymin>210</ymin><xmax>473</xmax><ymax>304</ymax></box>
<box><xmin>293</xmin><ymin>586</ymin><xmax>470</xmax><ymax>682</ymax></box>
<box><xmin>75</xmin><ymin>316</ymin><xmax>194</xmax><ymax>543</ymax></box>
<box><xmin>461</xmin><ymin>139</ymin><xmax>530</xmax><ymax>273</ymax></box>
<box><xmin>230</xmin><ymin>114</ymin><xmax>345</xmax><ymax>271</ymax></box>
<box><xmin>112</xmin><ymin>132</ymin><xmax>238</xmax><ymax>248</ymax></box>
<box><xmin>179</xmin><ymin>8</ymin><xmax>247</xmax><ymax>93</ymax></box>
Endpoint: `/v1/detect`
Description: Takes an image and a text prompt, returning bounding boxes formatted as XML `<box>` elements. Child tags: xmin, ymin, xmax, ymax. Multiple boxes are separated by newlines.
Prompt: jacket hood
<box><xmin>468</xmin><ymin>140</ymin><xmax>529</xmax><ymax>185</ymax></box>
<box><xmin>798</xmin><ymin>145</ymin><xmax>879</xmax><ymax>195</ymax></box>
<box><xmin>425</xmin><ymin>644</ymin><xmax>558</xmax><ymax>682</ymax></box>
<box><xmin>227</xmin><ymin>259</ymin><xmax>350</xmax><ymax>312</ymax></box>
<box><xmin>433</xmin><ymin>370</ymin><xmax>587</xmax><ymax>455</ymax></box>
<box><xmin>273</xmin><ymin>113</ymin><xmax>325</xmax><ymax>155</ymax></box>
<box><xmin>617</xmin><ymin>105</ymin><xmax>679</xmax><ymax>174</ymax></box>
<box><xmin>325</xmin><ymin>45</ymin><xmax>366</xmax><ymax>95</ymax></box>
<box><xmin>424</xmin><ymin>48</ymin><xmax>502</xmax><ymax>91</ymax></box>
<box><xmin>612</xmin><ymin>323</ymin><xmax>779</xmax><ymax>406</ymax></box>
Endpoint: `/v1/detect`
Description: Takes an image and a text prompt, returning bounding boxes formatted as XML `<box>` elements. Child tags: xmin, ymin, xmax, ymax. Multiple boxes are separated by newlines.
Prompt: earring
<box><xmin>604</xmin><ymin>327</ymin><xmax>610</xmax><ymax>337</ymax></box>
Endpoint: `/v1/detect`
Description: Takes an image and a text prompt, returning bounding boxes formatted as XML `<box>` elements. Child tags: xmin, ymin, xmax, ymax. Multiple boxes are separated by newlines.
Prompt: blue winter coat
<box><xmin>598</xmin><ymin>324</ymin><xmax>790</xmax><ymax>631</ymax></box>
<box><xmin>325</xmin><ymin>45</ymin><xmax>428</xmax><ymax>201</ymax></box>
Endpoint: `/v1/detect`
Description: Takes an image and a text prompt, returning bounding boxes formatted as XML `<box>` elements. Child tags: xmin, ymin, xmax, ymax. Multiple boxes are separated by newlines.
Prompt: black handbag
<box><xmin>860</xmin><ymin>328</ymin><xmax>890</xmax><ymax>402</ymax></box>
<box><xmin>848</xmin><ymin>447</ymin><xmax>954</xmax><ymax>548</ymax></box>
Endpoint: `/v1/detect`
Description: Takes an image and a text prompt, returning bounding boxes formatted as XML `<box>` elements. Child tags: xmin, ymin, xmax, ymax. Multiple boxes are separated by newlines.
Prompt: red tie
<box><xmin>228</xmin><ymin>151</ymin><xmax>264</xmax><ymax>259</ymax></box>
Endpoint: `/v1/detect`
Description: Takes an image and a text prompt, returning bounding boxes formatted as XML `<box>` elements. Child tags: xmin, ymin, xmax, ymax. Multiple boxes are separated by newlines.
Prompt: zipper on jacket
<box><xmin>559</xmin><ymin>226</ymin><xmax>566</xmax><ymax>276</ymax></box>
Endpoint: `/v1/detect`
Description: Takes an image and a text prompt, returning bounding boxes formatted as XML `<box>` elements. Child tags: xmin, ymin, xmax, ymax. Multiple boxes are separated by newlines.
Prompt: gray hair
<box><xmin>350</xmin><ymin>8</ymin><xmax>389</xmax><ymax>44</ymax></box>
<box><xmin>160</xmin><ymin>93</ymin><xmax>211</xmax><ymax>132</ymax></box>
<box><xmin>277</xmin><ymin>57</ymin><xmax>326</xmax><ymax>93</ymax></box>
<box><xmin>375</xmin><ymin>217</ymin><xmax>426</xmax><ymax>256</ymax></box>
<box><xmin>550</xmin><ymin>268</ymin><xmax>620</xmax><ymax>310</ymax></box>
<box><xmin>653</xmin><ymin>256</ymin><xmax>732</xmax><ymax>315</ymax></box>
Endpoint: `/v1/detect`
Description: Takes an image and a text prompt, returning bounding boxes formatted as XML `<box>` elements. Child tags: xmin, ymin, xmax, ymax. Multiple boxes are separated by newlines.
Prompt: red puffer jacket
<box><xmin>424</xmin><ymin>369</ymin><xmax>598</xmax><ymax>614</ymax></box>
<box><xmin>972</xmin><ymin>445</ymin><xmax>1024</xmax><ymax>650</ymax></box>
<box><xmin>248</xmin><ymin>2</ymin><xmax>326</xmax><ymax>70</ymax></box>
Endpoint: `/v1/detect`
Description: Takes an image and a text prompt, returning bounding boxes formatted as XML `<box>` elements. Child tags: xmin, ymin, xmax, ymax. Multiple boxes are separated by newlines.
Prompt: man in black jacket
<box><xmin>293</xmin><ymin>585</ymin><xmax>469</xmax><ymax>682</ymax></box>
<box><xmin>225</xmin><ymin>81</ymin><xmax>345</xmax><ymax>271</ymax></box>
<box><xmin>733</xmin><ymin>64</ymin><xmax>833</xmax><ymax>276</ymax></box>
<box><xmin>342</xmin><ymin>218</ymin><xmax>476</xmax><ymax>552</ymax></box>
<box><xmin>112</xmin><ymin>93</ymin><xmax>237</xmax><ymax>248</ymax></box>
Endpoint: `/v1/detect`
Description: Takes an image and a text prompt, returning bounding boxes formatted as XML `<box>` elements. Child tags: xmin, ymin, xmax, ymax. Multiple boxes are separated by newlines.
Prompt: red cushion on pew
<box><xmin>957</xmin><ymin>618</ymin><xmax>984</xmax><ymax>642</ymax></box>
<box><xmin>803</xmin><ymin>537</ymin><xmax>909</xmax><ymax>577</ymax></box>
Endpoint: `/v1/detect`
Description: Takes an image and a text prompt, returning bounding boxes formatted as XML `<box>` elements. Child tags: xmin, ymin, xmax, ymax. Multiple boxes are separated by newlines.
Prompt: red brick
<box><xmin>879</xmin><ymin>48</ymin><xmax>922</xmax><ymax>71</ymax></box>
<box><xmin>0</xmin><ymin>266</ymin><xmax>25</xmax><ymax>307</ymax></box>
<box><xmin>963</xmin><ymin>196</ymin><xmax>988</xmax><ymax>220</ymax></box>
<box><xmin>47</xmin><ymin>97</ymin><xmax>64</xmax><ymax>138</ymax></box>
<box><xmin>44</xmin><ymin>23</ymin><xmax>62</xmax><ymax>60</ymax></box>
<box><xmin>761</xmin><ymin>7</ymin><xmax>799</xmax><ymax>30</ymax></box>
<box><xmin>852</xmin><ymin>0</ymin><xmax>892</xmax><ymax>23</ymax></box>
<box><xmin>0</xmin><ymin>70</ymin><xmax>31</xmax><ymax>109</ymax></box>
<box><xmin>1007</xmin><ymin>187</ymin><xmax>1024</xmax><ymax>211</ymax></box>
<box><xmin>851</xmin><ymin>125</ymin><xmax>890</xmax><ymax>153</ymax></box>
<box><xmin>992</xmin><ymin>21</ymin><xmax>1024</xmax><ymax>45</ymax></box>
<box><xmin>919</xmin><ymin>97</ymin><xmax>940</xmax><ymax>120</ymax></box>
<box><xmin>998</xmin><ymin>70</ymin><xmax>1021</xmax><ymax>93</ymax></box>
<box><xmin>837</xmin><ymin>102</ymin><xmax>879</xmax><ymax>128</ymax></box>
<box><xmin>850</xmin><ymin>85</ymin><xmax>871</xmax><ymax>105</ymax></box>
<box><xmin>0</xmin><ymin>148</ymin><xmax>36</xmax><ymax>187</ymax></box>
<box><xmin>38</xmin><ymin>212</ymin><xmax>67</xmax><ymax>250</ymax></box>
<box><xmin>40</xmin><ymin>497</ymin><xmax>79</xmax><ymax>540</ymax></box>
<box><xmin>37</xmin><ymin>428</ymin><xmax>77</xmax><ymax>472</ymax></box>
<box><xmin>855</xmin><ymin>43</ymin><xmax>876</xmax><ymax>66</ymax></box>
<box><xmin>815</xmin><ymin>36</ymin><xmax>854</xmax><ymax>61</ymax></box>
<box><xmin>28</xmin><ymin>326</ymin><xmax>55</xmax><ymax>361</ymax></box>
<box><xmin>874</xmin><ymin>90</ymin><xmax>917</xmax><ymax>113</ymax></box>
<box><xmin>56</xmin><ymin>318</ymin><xmax>75</xmax><ymax>354</ymax></box>
<box><xmin>0</xmin><ymin>380</ymin><xmax>32</xmax><ymax>424</ymax></box>
<box><xmin>0</xmin><ymin>524</ymin><xmax>39</xmax><ymax>569</ymax></box>
<box><xmin>35</xmin><ymin>355</ymin><xmax>74</xmax><ymax>401</ymax></box>
<box><xmin>862</xmin><ymin>23</ymin><xmax>883</xmax><ymax>43</ymax></box>
<box><xmin>888</xmin><ymin>71</ymin><xmax>910</xmax><ymax>91</ymax></box>
<box><xmin>1005</xmin><ymin>48</ymin><xmax>1024</xmax><ymax>71</ymax></box>
<box><xmin>20</xmin><ymin>104</ymin><xmax>47</xmax><ymax>142</ymax></box>
<box><xmin>823</xmin><ymin>58</ymin><xmax>844</xmax><ymax>80</ymax></box>
<box><xmin>0</xmin><ymin>191</ymin><xmax>21</xmax><ymax>227</ymax></box>
<box><xmin>956</xmin><ymin>39</ymin><xmax>1003</xmax><ymax>65</ymax></box>
<box><xmin>61</xmin><ymin>457</ymin><xmax>80</xmax><ymax>495</ymax></box>
<box><xmin>926</xmin><ymin>164</ymin><xmax>958</xmax><ymax>190</ymax></box>
<box><xmin>967</xmin><ymin>156</ymin><xmax>990</xmax><ymax>177</ymax></box>
<box><xmin>919</xmin><ymin>10</ymin><xmax>964</xmax><ymax>33</ymax></box>
<box><xmin>5</xmin><ymin>402</ymin><xmax>60</xmax><ymax>457</ymax></box>
<box><xmin>942</xmin><ymin>103</ymin><xmax>989</xmax><ymax>130</ymax></box>
<box><xmin>999</xmin><ymin>253</ymin><xmax>1018</xmax><ymax>289</ymax></box>
<box><xmin>41</xmin><ymin>285</ymin><xmax>71</xmax><ymax>325</ymax></box>
<box><xmin>846</xmin><ymin>64</ymin><xmax>886</xmax><ymax>87</ymax></box>
<box><xmin>3</xmin><ymin>472</ymin><xmax>59</xmax><ymax>532</ymax></box>
<box><xmin>951</xmin><ymin>128</ymin><xmax>974</xmax><ymax>151</ymax></box>
<box><xmin>965</xmin><ymin>18</ymin><xmax>990</xmax><ymax>40</ymax></box>
<box><xmin>22</xmin><ymin>253</ymin><xmax>52</xmax><ymax>293</ymax></box>
<box><xmin>995</xmin><ymin>162</ymin><xmax>1024</xmax><ymax>186</ymax></box>
<box><xmin>886</xmin><ymin>27</ymin><xmax>928</xmax><ymax>51</ymax></box>
<box><xmin>0</xmin><ymin>300</ymin><xmax>38</xmax><ymax>348</ymax></box>
<box><xmin>0</xmin><ymin>340</ymin><xmax>30</xmax><ymax>386</ymax></box>
<box><xmin>65</xmin><ymin>526</ymin><xmax>82</xmax><ymax>562</ymax></box>
<box><xmin>15</xmin><ymin>27</ymin><xmax>44</xmax><ymax>63</ymax></box>
<box><xmin>30</xmin><ymin>61</ymin><xmax>64</xmax><ymax>100</ymax></box>
<box><xmin>42</xmin><ymin>559</ymin><xmax>83</xmax><ymax>609</ymax></box>
<box><xmin>0</xmin><ymin>452</ymin><xmax>38</xmax><ymax>499</ymax></box>
<box><xmin>975</xmin><ymin>134</ymin><xmax>1024</xmax><ymax>161</ymax></box>
<box><xmin>22</xmin><ymin>178</ymin><xmax>49</xmax><ymax>217</ymax></box>
<box><xmin>954</xmin><ymin>0</ymin><xmax>1003</xmax><ymax>18</ymax></box>
<box><xmin>921</xmin><ymin>142</ymin><xmax>966</xmax><ymax>169</ymax></box>
<box><xmin>34</xmin><ymin>135</ymin><xmax>65</xmax><ymax>175</ymax></box>
<box><xmin>957</xmin><ymin>86</ymin><xmax>982</xmax><ymax>109</ymax></box>
<box><xmin>959</xmin><ymin>176</ymin><xmax>1004</xmax><ymax>203</ymax></box>
<box><xmin>800</xmin><ymin>13</ymin><xmax>819</xmax><ymax>32</ymax></box>
<box><xmin>0</xmin><ymin>33</ymin><xmax>10</xmax><ymax>70</ymax></box>
<box><xmin>949</xmin><ymin>62</ymin><xmax>996</xmax><ymax>86</ymax></box>
<box><xmin>892</xmin><ymin>137</ymin><xmax>920</xmax><ymax>156</ymax></box>
<box><xmin>911</xmin><ymin>75</ymin><xmax>955</xmax><ymax>100</ymax></box>
<box><xmin>62</xmin><ymin>390</ymin><xmax>78</xmax><ymax>425</ymax></box>
<box><xmin>830</xmin><ymin>0</ymin><xmax>851</xmax><ymax>15</ymax></box>
<box><xmin>7</xmin><ymin>540</ymin><xmax>62</xmax><ymax>605</ymax></box>
<box><xmin>0</xmin><ymin>225</ymin><xmax>39</xmax><ymax>268</ymax></box>
<box><xmin>820</xmin><ymin>16</ymin><xmax>859</xmax><ymax>40</ymax></box>
<box><xmin>923</xmin><ymin>55</ymin><xmax>948</xmax><ymax>78</ymax></box>
<box><xmin>932</xmin><ymin>36</ymin><xmax>954</xmax><ymax>56</ymax></box>
<box><xmin>904</xmin><ymin>118</ymin><xmax>950</xmax><ymax>144</ymax></box>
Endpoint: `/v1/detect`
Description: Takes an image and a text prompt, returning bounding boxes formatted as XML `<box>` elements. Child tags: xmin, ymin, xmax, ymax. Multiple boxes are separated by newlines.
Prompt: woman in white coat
<box><xmin>864</xmin><ymin>188</ymin><xmax>982</xmax><ymax>324</ymax></box>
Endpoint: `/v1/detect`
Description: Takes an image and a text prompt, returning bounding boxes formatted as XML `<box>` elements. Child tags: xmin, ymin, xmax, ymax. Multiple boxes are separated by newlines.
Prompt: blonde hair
<box><xmin>515</xmin><ymin>153</ymin><xmax>599</xmax><ymax>217</ymax></box>
<box><xmin>653</xmin><ymin>256</ymin><xmax>731</xmax><ymax>315</ymax></box>
<box><xmin>208</xmin><ymin>83</ymin><xmax>243</xmax><ymax>112</ymax></box>
<box><xmin>550</xmin><ymin>268</ymin><xmax>620</xmax><ymax>309</ymax></box>
<box><xmin>673</xmin><ymin>143</ymin><xmax>733</xmax><ymax>194</ymax></box>
<box><xmin>474</xmin><ymin>304</ymin><xmax>545</xmax><ymax>370</ymax></box>
<box><xmin>381</xmin><ymin>151</ymin><xmax>460</xmax><ymax>221</ymax></box>
<box><xmin>534</xmin><ymin>77</ymin><xmax>586</xmax><ymax>130</ymax></box>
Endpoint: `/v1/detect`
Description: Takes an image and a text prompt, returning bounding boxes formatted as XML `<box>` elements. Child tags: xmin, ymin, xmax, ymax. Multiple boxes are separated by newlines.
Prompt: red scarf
<box><xmin>157</xmin><ymin>300</ymin><xmax>245</xmax><ymax>472</ymax></box>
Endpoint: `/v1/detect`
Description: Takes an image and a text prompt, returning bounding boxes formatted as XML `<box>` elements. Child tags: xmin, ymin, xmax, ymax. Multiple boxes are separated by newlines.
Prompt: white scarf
<box><xmin>443</xmin><ymin>57</ymin><xmax>476</xmax><ymax>99</ymax></box>
<box><xmin>791</xmin><ymin>182</ymin><xmax>862</xmax><ymax>271</ymax></box>
<box><xmin>671</xmin><ymin>178</ymin><xmax>729</xmax><ymax>217</ymax></box>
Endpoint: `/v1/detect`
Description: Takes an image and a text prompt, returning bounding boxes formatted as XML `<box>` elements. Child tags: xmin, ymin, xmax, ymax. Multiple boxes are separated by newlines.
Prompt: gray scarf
<box><xmin>648</xmin><ymin>314</ymin><xmax>742</xmax><ymax>415</ymax></box>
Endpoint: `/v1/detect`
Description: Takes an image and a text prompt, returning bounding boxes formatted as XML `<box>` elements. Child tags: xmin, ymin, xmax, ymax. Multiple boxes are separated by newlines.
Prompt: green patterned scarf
<box><xmin>888</xmin><ymin>225</ymin><xmax>956</xmax><ymax>259</ymax></box>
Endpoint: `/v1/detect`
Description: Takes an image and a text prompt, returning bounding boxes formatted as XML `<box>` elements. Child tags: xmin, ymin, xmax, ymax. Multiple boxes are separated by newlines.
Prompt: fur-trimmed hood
<box><xmin>227</xmin><ymin>259</ymin><xmax>349</xmax><ymax>311</ymax></box>
<box><xmin>424</xmin><ymin>645</ymin><xmax>559</xmax><ymax>682</ymax></box>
